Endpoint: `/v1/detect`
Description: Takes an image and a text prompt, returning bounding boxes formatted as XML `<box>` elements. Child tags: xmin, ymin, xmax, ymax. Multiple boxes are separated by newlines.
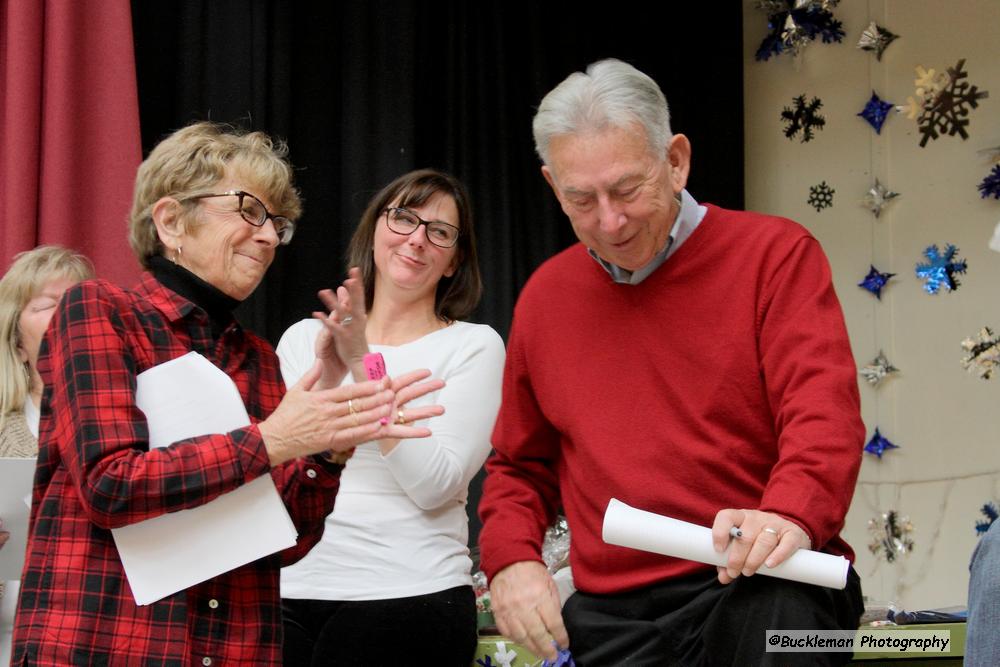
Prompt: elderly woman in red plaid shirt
<box><xmin>11</xmin><ymin>122</ymin><xmax>445</xmax><ymax>666</ymax></box>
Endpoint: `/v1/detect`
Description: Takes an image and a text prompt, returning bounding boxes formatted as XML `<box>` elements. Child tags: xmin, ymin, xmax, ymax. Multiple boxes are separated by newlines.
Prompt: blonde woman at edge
<box><xmin>278</xmin><ymin>169</ymin><xmax>505</xmax><ymax>666</ymax></box>
<box><xmin>0</xmin><ymin>245</ymin><xmax>94</xmax><ymax>665</ymax></box>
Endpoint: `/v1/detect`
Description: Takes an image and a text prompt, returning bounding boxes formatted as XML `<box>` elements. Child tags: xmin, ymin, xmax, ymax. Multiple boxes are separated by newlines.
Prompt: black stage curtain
<box><xmin>131</xmin><ymin>1</ymin><xmax>744</xmax><ymax>548</ymax></box>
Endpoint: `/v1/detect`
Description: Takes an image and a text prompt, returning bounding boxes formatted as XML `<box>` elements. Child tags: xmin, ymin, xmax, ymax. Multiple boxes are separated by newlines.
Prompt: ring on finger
<box><xmin>348</xmin><ymin>398</ymin><xmax>357</xmax><ymax>414</ymax></box>
<box><xmin>340</xmin><ymin>315</ymin><xmax>353</xmax><ymax>326</ymax></box>
<box><xmin>395</xmin><ymin>409</ymin><xmax>407</xmax><ymax>425</ymax></box>
<box><xmin>762</xmin><ymin>527</ymin><xmax>779</xmax><ymax>536</ymax></box>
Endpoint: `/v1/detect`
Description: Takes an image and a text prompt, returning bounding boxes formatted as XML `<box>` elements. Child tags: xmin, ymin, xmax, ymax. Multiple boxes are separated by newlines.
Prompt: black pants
<box><xmin>562</xmin><ymin>567</ymin><xmax>863</xmax><ymax>667</ymax></box>
<box><xmin>281</xmin><ymin>585</ymin><xmax>477</xmax><ymax>667</ymax></box>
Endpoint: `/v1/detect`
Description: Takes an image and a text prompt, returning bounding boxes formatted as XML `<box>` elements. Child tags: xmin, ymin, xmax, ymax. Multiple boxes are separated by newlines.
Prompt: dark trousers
<box><xmin>281</xmin><ymin>585</ymin><xmax>477</xmax><ymax>667</ymax></box>
<box><xmin>562</xmin><ymin>567</ymin><xmax>863</xmax><ymax>667</ymax></box>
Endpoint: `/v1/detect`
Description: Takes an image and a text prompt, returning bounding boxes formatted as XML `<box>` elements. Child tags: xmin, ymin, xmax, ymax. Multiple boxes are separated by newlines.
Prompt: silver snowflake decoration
<box><xmin>808</xmin><ymin>181</ymin><xmax>835</xmax><ymax>211</ymax></box>
<box><xmin>898</xmin><ymin>65</ymin><xmax>950</xmax><ymax>119</ymax></box>
<box><xmin>862</xmin><ymin>179</ymin><xmax>900</xmax><ymax>218</ymax></box>
<box><xmin>857</xmin><ymin>21</ymin><xmax>898</xmax><ymax>61</ymax></box>
<box><xmin>859</xmin><ymin>350</ymin><xmax>898</xmax><ymax>386</ymax></box>
<box><xmin>961</xmin><ymin>327</ymin><xmax>1000</xmax><ymax>380</ymax></box>
<box><xmin>868</xmin><ymin>511</ymin><xmax>914</xmax><ymax>564</ymax></box>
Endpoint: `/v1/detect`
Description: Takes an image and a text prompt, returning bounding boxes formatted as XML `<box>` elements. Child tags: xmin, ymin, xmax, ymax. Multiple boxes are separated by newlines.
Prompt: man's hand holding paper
<box><xmin>711</xmin><ymin>508</ymin><xmax>812</xmax><ymax>584</ymax></box>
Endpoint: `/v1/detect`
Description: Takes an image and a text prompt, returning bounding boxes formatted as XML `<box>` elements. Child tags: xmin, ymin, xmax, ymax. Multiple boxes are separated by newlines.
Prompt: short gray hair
<box><xmin>532</xmin><ymin>58</ymin><xmax>672</xmax><ymax>165</ymax></box>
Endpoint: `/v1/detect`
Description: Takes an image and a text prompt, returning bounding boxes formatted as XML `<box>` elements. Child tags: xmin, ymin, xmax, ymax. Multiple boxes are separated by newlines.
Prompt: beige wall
<box><xmin>743</xmin><ymin>0</ymin><xmax>1000</xmax><ymax>609</ymax></box>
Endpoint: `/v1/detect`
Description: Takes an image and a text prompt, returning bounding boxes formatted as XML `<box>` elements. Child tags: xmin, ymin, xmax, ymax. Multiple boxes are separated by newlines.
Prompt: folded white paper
<box><xmin>0</xmin><ymin>458</ymin><xmax>36</xmax><ymax>580</ymax></box>
<box><xmin>602</xmin><ymin>498</ymin><xmax>848</xmax><ymax>590</ymax></box>
<box><xmin>112</xmin><ymin>351</ymin><xmax>297</xmax><ymax>605</ymax></box>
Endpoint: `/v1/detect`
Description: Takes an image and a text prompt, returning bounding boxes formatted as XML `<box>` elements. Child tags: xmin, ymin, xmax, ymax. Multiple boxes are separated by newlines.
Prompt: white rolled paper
<box><xmin>602</xmin><ymin>498</ymin><xmax>849</xmax><ymax>590</ymax></box>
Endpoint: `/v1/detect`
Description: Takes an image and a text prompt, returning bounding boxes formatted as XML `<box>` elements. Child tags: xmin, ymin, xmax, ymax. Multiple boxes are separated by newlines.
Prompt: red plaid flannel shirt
<box><xmin>13</xmin><ymin>274</ymin><xmax>340</xmax><ymax>666</ymax></box>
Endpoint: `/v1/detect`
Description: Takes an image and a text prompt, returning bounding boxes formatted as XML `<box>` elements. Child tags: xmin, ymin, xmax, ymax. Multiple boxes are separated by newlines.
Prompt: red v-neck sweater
<box><xmin>479</xmin><ymin>204</ymin><xmax>864</xmax><ymax>594</ymax></box>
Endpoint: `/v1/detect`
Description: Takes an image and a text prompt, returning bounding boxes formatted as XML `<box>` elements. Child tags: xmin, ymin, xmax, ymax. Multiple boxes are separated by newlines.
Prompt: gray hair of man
<box><xmin>532</xmin><ymin>58</ymin><xmax>673</xmax><ymax>166</ymax></box>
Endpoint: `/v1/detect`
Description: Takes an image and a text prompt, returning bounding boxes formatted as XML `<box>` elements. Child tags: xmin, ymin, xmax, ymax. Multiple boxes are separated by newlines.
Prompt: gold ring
<box><xmin>395</xmin><ymin>409</ymin><xmax>407</xmax><ymax>425</ymax></box>
<box><xmin>348</xmin><ymin>398</ymin><xmax>357</xmax><ymax>414</ymax></box>
<box><xmin>762</xmin><ymin>527</ymin><xmax>779</xmax><ymax>536</ymax></box>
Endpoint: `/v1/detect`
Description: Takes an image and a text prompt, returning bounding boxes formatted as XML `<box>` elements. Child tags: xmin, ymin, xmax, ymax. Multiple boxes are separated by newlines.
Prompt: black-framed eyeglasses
<box><xmin>187</xmin><ymin>190</ymin><xmax>295</xmax><ymax>245</ymax></box>
<box><xmin>384</xmin><ymin>207</ymin><xmax>460</xmax><ymax>248</ymax></box>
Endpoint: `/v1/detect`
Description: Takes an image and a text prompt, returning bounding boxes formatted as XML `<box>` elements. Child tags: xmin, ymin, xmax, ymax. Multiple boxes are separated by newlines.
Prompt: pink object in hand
<box><xmin>363</xmin><ymin>353</ymin><xmax>389</xmax><ymax>424</ymax></box>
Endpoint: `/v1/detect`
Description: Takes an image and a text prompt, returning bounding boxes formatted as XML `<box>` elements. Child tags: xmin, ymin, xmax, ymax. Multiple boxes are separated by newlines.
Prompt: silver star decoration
<box><xmin>862</xmin><ymin>179</ymin><xmax>900</xmax><ymax>219</ymax></box>
<box><xmin>780</xmin><ymin>14</ymin><xmax>809</xmax><ymax>57</ymax></box>
<box><xmin>857</xmin><ymin>21</ymin><xmax>898</xmax><ymax>61</ymax></box>
<box><xmin>859</xmin><ymin>350</ymin><xmax>899</xmax><ymax>386</ymax></box>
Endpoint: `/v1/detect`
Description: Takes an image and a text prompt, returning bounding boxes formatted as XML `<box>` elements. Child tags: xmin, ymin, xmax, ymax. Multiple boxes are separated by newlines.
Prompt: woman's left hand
<box><xmin>312</xmin><ymin>267</ymin><xmax>369</xmax><ymax>387</ymax></box>
<box><xmin>374</xmin><ymin>368</ymin><xmax>446</xmax><ymax>442</ymax></box>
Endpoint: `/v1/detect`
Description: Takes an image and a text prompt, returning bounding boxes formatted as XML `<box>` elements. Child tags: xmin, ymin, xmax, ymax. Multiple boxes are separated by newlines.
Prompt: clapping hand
<box><xmin>312</xmin><ymin>267</ymin><xmax>369</xmax><ymax>387</ymax></box>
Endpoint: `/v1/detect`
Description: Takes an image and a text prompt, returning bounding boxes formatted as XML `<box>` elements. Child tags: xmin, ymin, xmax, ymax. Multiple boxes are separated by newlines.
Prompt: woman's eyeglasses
<box><xmin>187</xmin><ymin>190</ymin><xmax>295</xmax><ymax>245</ymax></box>
<box><xmin>384</xmin><ymin>207</ymin><xmax>460</xmax><ymax>248</ymax></box>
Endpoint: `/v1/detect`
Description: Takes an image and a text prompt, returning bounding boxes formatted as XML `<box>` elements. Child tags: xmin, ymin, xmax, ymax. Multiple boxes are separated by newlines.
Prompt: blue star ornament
<box><xmin>858</xmin><ymin>91</ymin><xmax>895</xmax><ymax>134</ymax></box>
<box><xmin>915</xmin><ymin>244</ymin><xmax>967</xmax><ymax>294</ymax></box>
<box><xmin>858</xmin><ymin>265</ymin><xmax>895</xmax><ymax>299</ymax></box>
<box><xmin>864</xmin><ymin>428</ymin><xmax>899</xmax><ymax>458</ymax></box>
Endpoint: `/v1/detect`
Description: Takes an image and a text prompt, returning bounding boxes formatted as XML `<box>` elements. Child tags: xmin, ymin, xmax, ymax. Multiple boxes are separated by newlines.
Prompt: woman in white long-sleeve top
<box><xmin>279</xmin><ymin>169</ymin><xmax>505</xmax><ymax>666</ymax></box>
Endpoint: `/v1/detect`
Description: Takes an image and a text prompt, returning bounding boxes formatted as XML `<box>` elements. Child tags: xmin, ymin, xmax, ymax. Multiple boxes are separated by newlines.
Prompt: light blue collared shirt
<box><xmin>587</xmin><ymin>189</ymin><xmax>707</xmax><ymax>285</ymax></box>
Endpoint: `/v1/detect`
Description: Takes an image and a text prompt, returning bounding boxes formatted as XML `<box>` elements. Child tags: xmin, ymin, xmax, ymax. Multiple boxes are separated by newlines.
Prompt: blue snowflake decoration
<box><xmin>978</xmin><ymin>165</ymin><xmax>1000</xmax><ymax>200</ymax></box>
<box><xmin>755</xmin><ymin>1</ymin><xmax>846</xmax><ymax>61</ymax></box>
<box><xmin>915</xmin><ymin>244</ymin><xmax>967</xmax><ymax>294</ymax></box>
<box><xmin>858</xmin><ymin>265</ymin><xmax>895</xmax><ymax>299</ymax></box>
<box><xmin>976</xmin><ymin>502</ymin><xmax>999</xmax><ymax>536</ymax></box>
<box><xmin>864</xmin><ymin>428</ymin><xmax>899</xmax><ymax>458</ymax></box>
<box><xmin>858</xmin><ymin>91</ymin><xmax>895</xmax><ymax>134</ymax></box>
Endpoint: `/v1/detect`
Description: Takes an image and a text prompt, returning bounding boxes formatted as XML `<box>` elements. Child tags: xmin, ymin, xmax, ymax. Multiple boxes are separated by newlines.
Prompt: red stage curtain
<box><xmin>1</xmin><ymin>0</ymin><xmax>142</xmax><ymax>285</ymax></box>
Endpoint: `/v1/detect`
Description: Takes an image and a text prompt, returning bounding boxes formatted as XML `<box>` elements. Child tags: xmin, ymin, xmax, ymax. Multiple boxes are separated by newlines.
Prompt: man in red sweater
<box><xmin>478</xmin><ymin>59</ymin><xmax>864</xmax><ymax>666</ymax></box>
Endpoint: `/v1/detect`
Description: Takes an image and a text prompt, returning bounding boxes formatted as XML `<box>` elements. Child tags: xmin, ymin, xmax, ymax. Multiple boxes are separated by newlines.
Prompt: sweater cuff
<box><xmin>480</xmin><ymin>539</ymin><xmax>546</xmax><ymax>583</ymax></box>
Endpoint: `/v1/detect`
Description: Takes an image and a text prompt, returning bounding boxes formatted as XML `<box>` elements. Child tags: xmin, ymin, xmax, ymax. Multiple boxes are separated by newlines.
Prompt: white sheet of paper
<box><xmin>112</xmin><ymin>351</ymin><xmax>297</xmax><ymax>605</ymax></box>
<box><xmin>0</xmin><ymin>458</ymin><xmax>36</xmax><ymax>580</ymax></box>
<box><xmin>602</xmin><ymin>498</ymin><xmax>849</xmax><ymax>590</ymax></box>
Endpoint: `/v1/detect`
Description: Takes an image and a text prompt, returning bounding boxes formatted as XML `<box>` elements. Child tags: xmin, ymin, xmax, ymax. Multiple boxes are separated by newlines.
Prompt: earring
<box><xmin>176</xmin><ymin>245</ymin><xmax>183</xmax><ymax>263</ymax></box>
